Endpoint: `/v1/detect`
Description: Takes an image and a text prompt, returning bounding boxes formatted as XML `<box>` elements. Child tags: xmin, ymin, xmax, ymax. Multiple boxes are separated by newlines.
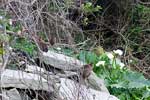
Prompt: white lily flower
<box><xmin>0</xmin><ymin>16</ymin><xmax>3</xmax><ymax>19</ymax></box>
<box><xmin>129</xmin><ymin>60</ymin><xmax>133</xmax><ymax>63</ymax></box>
<box><xmin>119</xmin><ymin>62</ymin><xmax>125</xmax><ymax>69</ymax></box>
<box><xmin>106</xmin><ymin>52</ymin><xmax>114</xmax><ymax>59</ymax></box>
<box><xmin>116</xmin><ymin>58</ymin><xmax>121</xmax><ymax>64</ymax></box>
<box><xmin>8</xmin><ymin>47</ymin><xmax>13</xmax><ymax>51</ymax></box>
<box><xmin>9</xmin><ymin>19</ymin><xmax>13</xmax><ymax>25</ymax></box>
<box><xmin>56</xmin><ymin>47</ymin><xmax>61</xmax><ymax>50</ymax></box>
<box><xmin>96</xmin><ymin>61</ymin><xmax>105</xmax><ymax>66</ymax></box>
<box><xmin>113</xmin><ymin>49</ymin><xmax>123</xmax><ymax>56</ymax></box>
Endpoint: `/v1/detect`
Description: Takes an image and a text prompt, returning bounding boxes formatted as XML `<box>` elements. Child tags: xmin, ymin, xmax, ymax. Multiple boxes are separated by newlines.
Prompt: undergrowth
<box><xmin>76</xmin><ymin>49</ymin><xmax>150</xmax><ymax>100</ymax></box>
<box><xmin>0</xmin><ymin>1</ymin><xmax>150</xmax><ymax>100</ymax></box>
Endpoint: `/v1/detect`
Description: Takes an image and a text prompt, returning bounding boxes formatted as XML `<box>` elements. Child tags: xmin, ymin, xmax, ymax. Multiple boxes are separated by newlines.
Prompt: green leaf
<box><xmin>110</xmin><ymin>81</ymin><xmax>128</xmax><ymax>89</ymax></box>
<box><xmin>78</xmin><ymin>50</ymin><xmax>86</xmax><ymax>62</ymax></box>
<box><xmin>12</xmin><ymin>37</ymin><xmax>36</xmax><ymax>56</ymax></box>
<box><xmin>0</xmin><ymin>47</ymin><xmax>4</xmax><ymax>54</ymax></box>
<box><xmin>123</xmin><ymin>71</ymin><xmax>150</xmax><ymax>89</ymax></box>
<box><xmin>0</xmin><ymin>34</ymin><xmax>9</xmax><ymax>43</ymax></box>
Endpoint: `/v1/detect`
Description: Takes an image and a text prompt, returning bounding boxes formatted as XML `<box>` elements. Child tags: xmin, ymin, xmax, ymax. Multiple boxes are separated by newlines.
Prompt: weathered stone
<box><xmin>88</xmin><ymin>72</ymin><xmax>109</xmax><ymax>93</ymax></box>
<box><xmin>40</xmin><ymin>51</ymin><xmax>85</xmax><ymax>70</ymax></box>
<box><xmin>25</xmin><ymin>64</ymin><xmax>45</xmax><ymax>73</ymax></box>
<box><xmin>2</xmin><ymin>88</ymin><xmax>21</xmax><ymax>100</ymax></box>
<box><xmin>19</xmin><ymin>90</ymin><xmax>32</xmax><ymax>100</ymax></box>
<box><xmin>1</xmin><ymin>69</ymin><xmax>53</xmax><ymax>91</ymax></box>
<box><xmin>59</xmin><ymin>78</ymin><xmax>119</xmax><ymax>100</ymax></box>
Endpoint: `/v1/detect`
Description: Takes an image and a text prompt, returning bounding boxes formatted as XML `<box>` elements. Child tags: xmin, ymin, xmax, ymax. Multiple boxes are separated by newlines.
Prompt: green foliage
<box><xmin>123</xmin><ymin>71</ymin><xmax>150</xmax><ymax>88</ymax></box>
<box><xmin>81</xmin><ymin>2</ymin><xmax>102</xmax><ymax>14</ymax></box>
<box><xmin>48</xmin><ymin>0</ymin><xmax>74</xmax><ymax>12</ymax></box>
<box><xmin>12</xmin><ymin>38</ymin><xmax>36</xmax><ymax>56</ymax></box>
<box><xmin>0</xmin><ymin>9</ymin><xmax>22</xmax><ymax>33</ymax></box>
<box><xmin>125</xmin><ymin>4</ymin><xmax>150</xmax><ymax>63</ymax></box>
<box><xmin>0</xmin><ymin>2</ymin><xmax>149</xmax><ymax>100</ymax></box>
<box><xmin>109</xmin><ymin>87</ymin><xmax>150</xmax><ymax>100</ymax></box>
<box><xmin>48</xmin><ymin>2</ymin><xmax>59</xmax><ymax>12</ymax></box>
<box><xmin>131</xmin><ymin>4</ymin><xmax>150</xmax><ymax>24</ymax></box>
<box><xmin>77</xmin><ymin>50</ymin><xmax>150</xmax><ymax>100</ymax></box>
<box><xmin>77</xmin><ymin>50</ymin><xmax>98</xmax><ymax>64</ymax></box>
<box><xmin>135</xmin><ymin>4</ymin><xmax>150</xmax><ymax>20</ymax></box>
<box><xmin>64</xmin><ymin>0</ymin><xmax>74</xmax><ymax>7</ymax></box>
<box><xmin>79</xmin><ymin>2</ymin><xmax>103</xmax><ymax>27</ymax></box>
<box><xmin>0</xmin><ymin>34</ymin><xmax>9</xmax><ymax>55</ymax></box>
<box><xmin>0</xmin><ymin>34</ymin><xmax>9</xmax><ymax>43</ymax></box>
<box><xmin>0</xmin><ymin>47</ymin><xmax>4</xmax><ymax>55</ymax></box>
<box><xmin>0</xmin><ymin>11</ymin><xmax>34</xmax><ymax>56</ymax></box>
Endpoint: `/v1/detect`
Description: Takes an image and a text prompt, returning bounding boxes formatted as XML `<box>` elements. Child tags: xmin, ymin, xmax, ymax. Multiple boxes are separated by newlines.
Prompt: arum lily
<box><xmin>9</xmin><ymin>19</ymin><xmax>13</xmax><ymax>25</ymax></box>
<box><xmin>56</xmin><ymin>47</ymin><xmax>61</xmax><ymax>51</ymax></box>
<box><xmin>106</xmin><ymin>52</ymin><xmax>114</xmax><ymax>59</ymax></box>
<box><xmin>113</xmin><ymin>49</ymin><xmax>123</xmax><ymax>56</ymax></box>
<box><xmin>119</xmin><ymin>62</ymin><xmax>125</xmax><ymax>69</ymax></box>
<box><xmin>96</xmin><ymin>61</ymin><xmax>105</xmax><ymax>66</ymax></box>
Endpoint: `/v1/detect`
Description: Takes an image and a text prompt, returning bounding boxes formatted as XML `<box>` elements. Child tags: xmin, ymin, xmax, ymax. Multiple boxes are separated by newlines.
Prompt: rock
<box><xmin>19</xmin><ymin>90</ymin><xmax>32</xmax><ymax>100</ymax></box>
<box><xmin>2</xmin><ymin>88</ymin><xmax>21</xmax><ymax>100</ymax></box>
<box><xmin>1</xmin><ymin>69</ymin><xmax>53</xmax><ymax>91</ymax></box>
<box><xmin>25</xmin><ymin>64</ymin><xmax>107</xmax><ymax>94</ymax></box>
<box><xmin>59</xmin><ymin>78</ymin><xmax>119</xmax><ymax>100</ymax></box>
<box><xmin>40</xmin><ymin>51</ymin><xmax>85</xmax><ymax>70</ymax></box>
<box><xmin>88</xmin><ymin>72</ymin><xmax>109</xmax><ymax>93</ymax></box>
<box><xmin>25</xmin><ymin>64</ymin><xmax>61</xmax><ymax>83</ymax></box>
<box><xmin>1</xmin><ymin>92</ymin><xmax>9</xmax><ymax>100</ymax></box>
<box><xmin>57</xmin><ymin>71</ymin><xmax>78</xmax><ymax>78</ymax></box>
<box><xmin>25</xmin><ymin>64</ymin><xmax>45</xmax><ymax>73</ymax></box>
